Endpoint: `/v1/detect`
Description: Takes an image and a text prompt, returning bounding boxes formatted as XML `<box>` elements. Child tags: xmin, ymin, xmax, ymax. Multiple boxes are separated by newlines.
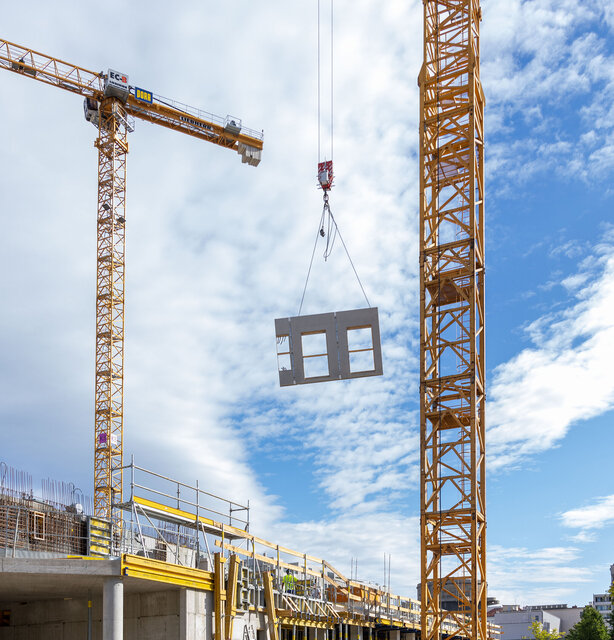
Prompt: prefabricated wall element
<box><xmin>275</xmin><ymin>307</ymin><xmax>383</xmax><ymax>386</ymax></box>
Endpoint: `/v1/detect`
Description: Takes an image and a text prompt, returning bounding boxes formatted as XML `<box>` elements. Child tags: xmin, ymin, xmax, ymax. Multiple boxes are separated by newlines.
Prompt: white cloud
<box><xmin>487</xmin><ymin>236</ymin><xmax>614</xmax><ymax>469</ymax></box>
<box><xmin>488</xmin><ymin>544</ymin><xmax>594</xmax><ymax>604</ymax></box>
<box><xmin>560</xmin><ymin>495</ymin><xmax>614</xmax><ymax>531</ymax></box>
<box><xmin>569</xmin><ymin>531</ymin><xmax>598</xmax><ymax>544</ymax></box>
<box><xmin>482</xmin><ymin>0</ymin><xmax>614</xmax><ymax>185</ymax></box>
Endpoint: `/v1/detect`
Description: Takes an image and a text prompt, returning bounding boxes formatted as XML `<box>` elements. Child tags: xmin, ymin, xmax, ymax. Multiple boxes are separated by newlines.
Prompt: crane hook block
<box><xmin>275</xmin><ymin>307</ymin><xmax>383</xmax><ymax>387</ymax></box>
<box><xmin>317</xmin><ymin>161</ymin><xmax>334</xmax><ymax>191</ymax></box>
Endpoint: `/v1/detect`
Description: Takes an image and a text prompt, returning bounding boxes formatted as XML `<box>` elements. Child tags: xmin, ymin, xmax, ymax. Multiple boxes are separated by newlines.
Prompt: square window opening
<box><xmin>301</xmin><ymin>331</ymin><xmax>328</xmax><ymax>357</ymax></box>
<box><xmin>304</xmin><ymin>355</ymin><xmax>329</xmax><ymax>378</ymax></box>
<box><xmin>347</xmin><ymin>326</ymin><xmax>373</xmax><ymax>351</ymax></box>
<box><xmin>349</xmin><ymin>349</ymin><xmax>375</xmax><ymax>373</ymax></box>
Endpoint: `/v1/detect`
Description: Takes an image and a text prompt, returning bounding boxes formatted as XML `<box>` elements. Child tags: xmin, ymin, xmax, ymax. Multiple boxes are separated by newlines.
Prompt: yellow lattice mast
<box><xmin>93</xmin><ymin>98</ymin><xmax>130</xmax><ymax>524</ymax></box>
<box><xmin>418</xmin><ymin>1</ymin><xmax>486</xmax><ymax>639</ymax></box>
<box><xmin>0</xmin><ymin>38</ymin><xmax>263</xmax><ymax>527</ymax></box>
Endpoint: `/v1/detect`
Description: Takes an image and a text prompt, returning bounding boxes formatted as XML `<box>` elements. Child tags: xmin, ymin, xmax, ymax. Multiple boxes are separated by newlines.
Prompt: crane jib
<box><xmin>177</xmin><ymin>114</ymin><xmax>214</xmax><ymax>132</ymax></box>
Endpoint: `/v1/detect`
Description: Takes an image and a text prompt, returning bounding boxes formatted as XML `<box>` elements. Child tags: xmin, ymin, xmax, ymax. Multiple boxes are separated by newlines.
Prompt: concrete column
<box><xmin>103</xmin><ymin>577</ymin><xmax>123</xmax><ymax>640</ymax></box>
<box><xmin>180</xmin><ymin>589</ymin><xmax>210</xmax><ymax>640</ymax></box>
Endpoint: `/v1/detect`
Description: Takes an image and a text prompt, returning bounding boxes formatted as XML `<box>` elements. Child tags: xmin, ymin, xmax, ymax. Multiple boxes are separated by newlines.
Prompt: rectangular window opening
<box><xmin>302</xmin><ymin>332</ymin><xmax>329</xmax><ymax>378</ymax></box>
<box><xmin>347</xmin><ymin>326</ymin><xmax>375</xmax><ymax>373</ymax></box>
<box><xmin>276</xmin><ymin>335</ymin><xmax>292</xmax><ymax>373</ymax></box>
<box><xmin>30</xmin><ymin>511</ymin><xmax>45</xmax><ymax>541</ymax></box>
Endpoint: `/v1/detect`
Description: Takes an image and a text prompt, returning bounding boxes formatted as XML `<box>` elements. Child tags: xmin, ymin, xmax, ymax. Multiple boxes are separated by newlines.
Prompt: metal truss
<box><xmin>93</xmin><ymin>97</ymin><xmax>128</xmax><ymax>525</ymax></box>
<box><xmin>418</xmin><ymin>1</ymin><xmax>486</xmax><ymax>640</ymax></box>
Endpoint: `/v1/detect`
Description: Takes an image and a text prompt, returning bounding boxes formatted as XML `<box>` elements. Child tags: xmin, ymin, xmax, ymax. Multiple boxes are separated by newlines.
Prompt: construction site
<box><xmin>1</xmin><ymin>0</ymin><xmax>506</xmax><ymax>638</ymax></box>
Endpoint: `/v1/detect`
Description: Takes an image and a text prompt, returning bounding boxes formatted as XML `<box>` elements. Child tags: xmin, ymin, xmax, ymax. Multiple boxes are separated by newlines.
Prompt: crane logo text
<box><xmin>109</xmin><ymin>70</ymin><xmax>128</xmax><ymax>85</ymax></box>
<box><xmin>179</xmin><ymin>115</ymin><xmax>213</xmax><ymax>132</ymax></box>
<box><xmin>134</xmin><ymin>87</ymin><xmax>153</xmax><ymax>103</ymax></box>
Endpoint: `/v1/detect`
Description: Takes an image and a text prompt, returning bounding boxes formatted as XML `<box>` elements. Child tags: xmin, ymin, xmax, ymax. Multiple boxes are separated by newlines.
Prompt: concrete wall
<box><xmin>232</xmin><ymin>611</ymin><xmax>263</xmax><ymax>640</ymax></box>
<box><xmin>0</xmin><ymin>589</ymin><xmax>213</xmax><ymax>640</ymax></box>
<box><xmin>0</xmin><ymin>597</ymin><xmax>93</xmax><ymax>640</ymax></box>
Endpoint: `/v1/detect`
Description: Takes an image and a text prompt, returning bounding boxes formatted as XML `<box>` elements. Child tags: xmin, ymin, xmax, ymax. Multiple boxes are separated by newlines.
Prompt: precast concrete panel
<box><xmin>275</xmin><ymin>308</ymin><xmax>382</xmax><ymax>386</ymax></box>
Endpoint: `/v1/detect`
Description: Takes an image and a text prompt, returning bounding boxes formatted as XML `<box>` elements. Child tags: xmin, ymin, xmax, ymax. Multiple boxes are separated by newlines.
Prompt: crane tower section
<box><xmin>418</xmin><ymin>2</ymin><xmax>486</xmax><ymax>640</ymax></box>
<box><xmin>93</xmin><ymin>97</ymin><xmax>130</xmax><ymax>524</ymax></box>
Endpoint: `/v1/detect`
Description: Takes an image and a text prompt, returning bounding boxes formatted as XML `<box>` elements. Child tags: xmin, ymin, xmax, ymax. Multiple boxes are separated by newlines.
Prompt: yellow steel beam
<box><xmin>133</xmin><ymin>496</ymin><xmax>216</xmax><ymax>526</ymax></box>
<box><xmin>131</xmin><ymin>496</ymin><xmax>247</xmax><ymax>539</ymax></box>
<box><xmin>121</xmin><ymin>554</ymin><xmax>214</xmax><ymax>591</ymax></box>
<box><xmin>277</xmin><ymin>617</ymin><xmax>337</xmax><ymax>629</ymax></box>
<box><xmin>215</xmin><ymin>541</ymin><xmax>325</xmax><ymax>580</ymax></box>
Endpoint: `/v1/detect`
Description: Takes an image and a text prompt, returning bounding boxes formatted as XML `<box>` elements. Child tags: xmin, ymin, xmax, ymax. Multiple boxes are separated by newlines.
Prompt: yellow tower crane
<box><xmin>418</xmin><ymin>2</ymin><xmax>486</xmax><ymax>640</ymax></box>
<box><xmin>0</xmin><ymin>38</ymin><xmax>263</xmax><ymax>527</ymax></box>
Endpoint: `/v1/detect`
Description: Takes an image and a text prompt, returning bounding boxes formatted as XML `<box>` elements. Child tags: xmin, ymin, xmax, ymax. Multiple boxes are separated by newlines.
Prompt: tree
<box><xmin>566</xmin><ymin>606</ymin><xmax>609</xmax><ymax>640</ymax></box>
<box><xmin>530</xmin><ymin>620</ymin><xmax>563</xmax><ymax>640</ymax></box>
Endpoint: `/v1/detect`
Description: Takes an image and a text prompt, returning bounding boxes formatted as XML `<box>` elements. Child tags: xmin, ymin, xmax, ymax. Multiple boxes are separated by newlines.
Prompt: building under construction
<box><xmin>0</xmin><ymin>462</ymin><xmax>498</xmax><ymax>640</ymax></box>
<box><xmin>0</xmin><ymin>0</ymin><xmax>491</xmax><ymax>638</ymax></box>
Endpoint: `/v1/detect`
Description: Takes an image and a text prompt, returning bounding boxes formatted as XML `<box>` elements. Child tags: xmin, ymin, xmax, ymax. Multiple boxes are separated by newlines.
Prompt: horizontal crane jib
<box><xmin>0</xmin><ymin>37</ymin><xmax>263</xmax><ymax>164</ymax></box>
<box><xmin>125</xmin><ymin>94</ymin><xmax>264</xmax><ymax>152</ymax></box>
<box><xmin>0</xmin><ymin>38</ymin><xmax>103</xmax><ymax>96</ymax></box>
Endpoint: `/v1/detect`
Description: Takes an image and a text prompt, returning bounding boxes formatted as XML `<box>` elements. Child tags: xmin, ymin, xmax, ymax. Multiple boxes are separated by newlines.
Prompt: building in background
<box><xmin>488</xmin><ymin>605</ymin><xmax>583</xmax><ymax>640</ymax></box>
<box><xmin>527</xmin><ymin>605</ymin><xmax>584</xmax><ymax>633</ymax></box>
<box><xmin>592</xmin><ymin>564</ymin><xmax>614</xmax><ymax>625</ymax></box>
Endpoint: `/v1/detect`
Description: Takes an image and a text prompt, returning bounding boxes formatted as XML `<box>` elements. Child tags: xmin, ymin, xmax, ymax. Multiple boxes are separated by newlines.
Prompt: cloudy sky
<box><xmin>2</xmin><ymin>0</ymin><xmax>614</xmax><ymax>607</ymax></box>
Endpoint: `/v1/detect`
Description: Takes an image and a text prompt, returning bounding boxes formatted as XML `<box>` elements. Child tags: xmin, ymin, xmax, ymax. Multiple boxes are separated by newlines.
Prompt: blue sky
<box><xmin>1</xmin><ymin>0</ymin><xmax>614</xmax><ymax>607</ymax></box>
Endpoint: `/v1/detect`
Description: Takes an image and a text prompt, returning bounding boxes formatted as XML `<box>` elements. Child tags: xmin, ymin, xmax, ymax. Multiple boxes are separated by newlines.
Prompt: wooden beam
<box><xmin>225</xmin><ymin>554</ymin><xmax>241</xmax><ymax>640</ymax></box>
<box><xmin>263</xmin><ymin>571</ymin><xmax>279</xmax><ymax>640</ymax></box>
<box><xmin>216</xmin><ymin>540</ymin><xmax>323</xmax><ymax>580</ymax></box>
<box><xmin>214</xmin><ymin>552</ymin><xmax>226</xmax><ymax>640</ymax></box>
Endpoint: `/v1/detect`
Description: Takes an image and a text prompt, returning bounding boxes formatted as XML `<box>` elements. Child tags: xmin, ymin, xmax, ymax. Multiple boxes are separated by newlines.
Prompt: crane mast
<box><xmin>93</xmin><ymin>97</ymin><xmax>130</xmax><ymax>524</ymax></box>
<box><xmin>418</xmin><ymin>2</ymin><xmax>486</xmax><ymax>640</ymax></box>
<box><xmin>0</xmin><ymin>38</ymin><xmax>263</xmax><ymax>528</ymax></box>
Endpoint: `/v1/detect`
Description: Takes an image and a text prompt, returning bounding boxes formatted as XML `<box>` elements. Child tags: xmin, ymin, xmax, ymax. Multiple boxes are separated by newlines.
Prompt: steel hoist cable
<box><xmin>297</xmin><ymin>0</ymin><xmax>371</xmax><ymax>316</ymax></box>
<box><xmin>297</xmin><ymin>193</ymin><xmax>371</xmax><ymax>316</ymax></box>
<box><xmin>317</xmin><ymin>0</ymin><xmax>334</xmax><ymax>168</ymax></box>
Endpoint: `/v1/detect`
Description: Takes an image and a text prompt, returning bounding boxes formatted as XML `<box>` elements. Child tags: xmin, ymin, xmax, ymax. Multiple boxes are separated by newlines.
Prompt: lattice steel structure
<box><xmin>418</xmin><ymin>2</ymin><xmax>486</xmax><ymax>640</ymax></box>
<box><xmin>93</xmin><ymin>97</ymin><xmax>128</xmax><ymax>523</ymax></box>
